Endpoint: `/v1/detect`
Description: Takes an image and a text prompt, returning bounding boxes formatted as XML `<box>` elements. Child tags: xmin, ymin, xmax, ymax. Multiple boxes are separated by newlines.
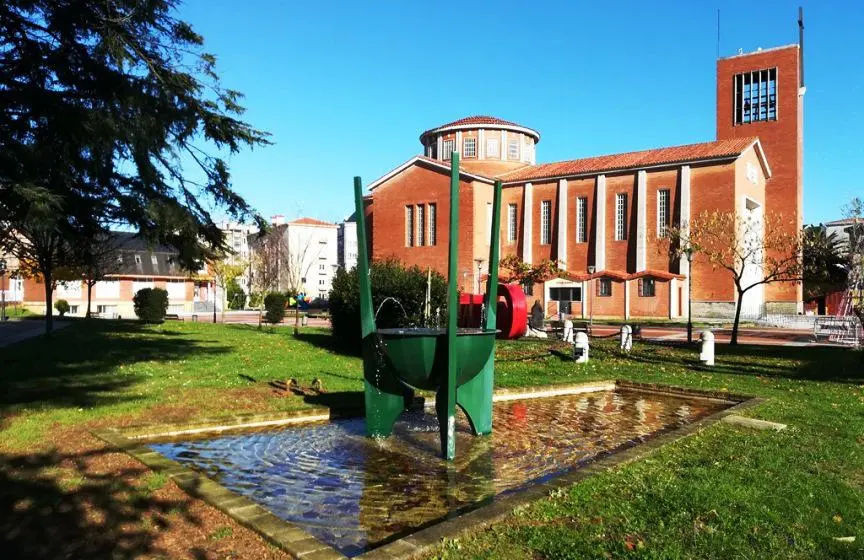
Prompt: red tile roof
<box><xmin>498</xmin><ymin>137</ymin><xmax>760</xmax><ymax>182</ymax></box>
<box><xmin>289</xmin><ymin>217</ymin><xmax>336</xmax><ymax>227</ymax></box>
<box><xmin>433</xmin><ymin>115</ymin><xmax>526</xmax><ymax>129</ymax></box>
<box><xmin>498</xmin><ymin>269</ymin><xmax>684</xmax><ymax>284</ymax></box>
<box><xmin>420</xmin><ymin>115</ymin><xmax>540</xmax><ymax>141</ymax></box>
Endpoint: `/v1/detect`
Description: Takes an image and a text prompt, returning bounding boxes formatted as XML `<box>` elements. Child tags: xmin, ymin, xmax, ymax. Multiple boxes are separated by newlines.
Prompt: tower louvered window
<box><xmin>734</xmin><ymin>68</ymin><xmax>777</xmax><ymax>124</ymax></box>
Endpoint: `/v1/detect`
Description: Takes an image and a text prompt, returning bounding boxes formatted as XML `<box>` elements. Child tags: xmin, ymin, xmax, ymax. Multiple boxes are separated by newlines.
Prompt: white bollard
<box><xmin>573</xmin><ymin>331</ymin><xmax>590</xmax><ymax>363</ymax></box>
<box><xmin>699</xmin><ymin>330</ymin><xmax>715</xmax><ymax>366</ymax></box>
<box><xmin>620</xmin><ymin>325</ymin><xmax>633</xmax><ymax>352</ymax></box>
<box><xmin>562</xmin><ymin>320</ymin><xmax>574</xmax><ymax>343</ymax></box>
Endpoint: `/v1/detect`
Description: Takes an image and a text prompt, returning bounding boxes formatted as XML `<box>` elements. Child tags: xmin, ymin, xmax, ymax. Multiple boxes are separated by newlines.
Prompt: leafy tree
<box><xmin>133</xmin><ymin>287</ymin><xmax>169</xmax><ymax>323</ymax></box>
<box><xmin>54</xmin><ymin>299</ymin><xmax>70</xmax><ymax>317</ymax></box>
<box><xmin>802</xmin><ymin>225</ymin><xmax>847</xmax><ymax>300</ymax></box>
<box><xmin>226</xmin><ymin>278</ymin><xmax>246</xmax><ymax>310</ymax></box>
<box><xmin>329</xmin><ymin>259</ymin><xmax>448</xmax><ymax>352</ymax></box>
<box><xmin>0</xmin><ymin>190</ymin><xmax>78</xmax><ymax>333</ymax></box>
<box><xmin>263</xmin><ymin>292</ymin><xmax>287</xmax><ymax>324</ymax></box>
<box><xmin>1</xmin><ymin>0</ymin><xmax>269</xmax><ymax>331</ymax></box>
<box><xmin>666</xmin><ymin>209</ymin><xmax>803</xmax><ymax>345</ymax></box>
<box><xmin>500</xmin><ymin>255</ymin><xmax>564</xmax><ymax>289</ymax></box>
<box><xmin>209</xmin><ymin>259</ymin><xmax>247</xmax><ymax>319</ymax></box>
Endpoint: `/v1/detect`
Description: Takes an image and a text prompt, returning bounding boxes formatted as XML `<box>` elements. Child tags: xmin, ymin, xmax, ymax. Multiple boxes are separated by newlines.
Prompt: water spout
<box><xmin>375</xmin><ymin>297</ymin><xmax>409</xmax><ymax>323</ymax></box>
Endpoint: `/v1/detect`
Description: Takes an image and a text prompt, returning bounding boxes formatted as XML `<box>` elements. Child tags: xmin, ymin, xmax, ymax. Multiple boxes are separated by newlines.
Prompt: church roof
<box><xmin>498</xmin><ymin>137</ymin><xmax>765</xmax><ymax>183</ymax></box>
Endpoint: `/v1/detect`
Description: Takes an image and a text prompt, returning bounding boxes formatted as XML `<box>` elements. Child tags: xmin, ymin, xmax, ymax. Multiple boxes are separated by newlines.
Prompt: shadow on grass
<box><xmin>0</xmin><ymin>446</ymin><xmax>200</xmax><ymax>559</ymax></box>
<box><xmin>597</xmin><ymin>339</ymin><xmax>864</xmax><ymax>384</ymax></box>
<box><xmin>0</xmin><ymin>320</ymin><xmax>231</xmax><ymax>418</ymax></box>
<box><xmin>301</xmin><ymin>390</ymin><xmax>366</xmax><ymax>415</ymax></box>
<box><xmin>293</xmin><ymin>331</ymin><xmax>360</xmax><ymax>358</ymax></box>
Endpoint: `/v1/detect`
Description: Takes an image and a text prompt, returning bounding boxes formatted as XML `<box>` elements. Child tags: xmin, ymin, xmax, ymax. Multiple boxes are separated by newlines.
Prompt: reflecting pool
<box><xmin>151</xmin><ymin>389</ymin><xmax>730</xmax><ymax>556</ymax></box>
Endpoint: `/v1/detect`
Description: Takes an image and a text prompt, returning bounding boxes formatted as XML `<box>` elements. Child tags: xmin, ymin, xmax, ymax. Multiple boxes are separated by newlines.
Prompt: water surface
<box><xmin>151</xmin><ymin>389</ymin><xmax>730</xmax><ymax>556</ymax></box>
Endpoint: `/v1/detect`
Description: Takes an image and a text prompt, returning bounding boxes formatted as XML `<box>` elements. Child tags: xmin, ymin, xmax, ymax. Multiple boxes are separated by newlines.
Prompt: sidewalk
<box><xmin>0</xmin><ymin>320</ymin><xmax>72</xmax><ymax>348</ymax></box>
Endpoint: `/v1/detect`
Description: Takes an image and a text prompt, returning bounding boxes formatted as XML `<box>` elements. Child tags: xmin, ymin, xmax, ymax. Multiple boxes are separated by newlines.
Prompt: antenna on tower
<box><xmin>798</xmin><ymin>6</ymin><xmax>805</xmax><ymax>87</ymax></box>
<box><xmin>716</xmin><ymin>9</ymin><xmax>721</xmax><ymax>59</ymax></box>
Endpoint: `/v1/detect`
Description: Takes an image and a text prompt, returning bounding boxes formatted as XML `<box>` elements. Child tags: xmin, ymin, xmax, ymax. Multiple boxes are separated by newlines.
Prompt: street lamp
<box><xmin>474</xmin><ymin>258</ymin><xmax>485</xmax><ymax>294</ymax></box>
<box><xmin>0</xmin><ymin>258</ymin><xmax>7</xmax><ymax>322</ymax></box>
<box><xmin>684</xmin><ymin>246</ymin><xmax>694</xmax><ymax>343</ymax></box>
<box><xmin>587</xmin><ymin>265</ymin><xmax>596</xmax><ymax>335</ymax></box>
<box><xmin>211</xmin><ymin>280</ymin><xmax>217</xmax><ymax>324</ymax></box>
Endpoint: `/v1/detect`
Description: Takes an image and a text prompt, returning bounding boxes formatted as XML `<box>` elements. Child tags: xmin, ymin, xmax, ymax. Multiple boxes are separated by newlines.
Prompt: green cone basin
<box><xmin>376</xmin><ymin>328</ymin><xmax>497</xmax><ymax>391</ymax></box>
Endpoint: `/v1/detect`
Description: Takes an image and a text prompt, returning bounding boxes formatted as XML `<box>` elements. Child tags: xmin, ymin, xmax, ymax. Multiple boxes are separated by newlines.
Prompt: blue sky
<box><xmin>179</xmin><ymin>0</ymin><xmax>863</xmax><ymax>225</ymax></box>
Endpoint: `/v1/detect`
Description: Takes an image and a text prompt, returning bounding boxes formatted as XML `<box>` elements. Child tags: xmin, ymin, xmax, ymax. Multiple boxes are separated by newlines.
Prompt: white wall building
<box><xmin>337</xmin><ymin>214</ymin><xmax>358</xmax><ymax>271</ymax></box>
<box><xmin>284</xmin><ymin>218</ymin><xmax>339</xmax><ymax>301</ymax></box>
<box><xmin>217</xmin><ymin>220</ymin><xmax>256</xmax><ymax>297</ymax></box>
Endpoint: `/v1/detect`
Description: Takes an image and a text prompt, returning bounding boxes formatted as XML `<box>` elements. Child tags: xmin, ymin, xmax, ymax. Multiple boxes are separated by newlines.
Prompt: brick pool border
<box><xmin>92</xmin><ymin>381</ymin><xmax>763</xmax><ymax>560</ymax></box>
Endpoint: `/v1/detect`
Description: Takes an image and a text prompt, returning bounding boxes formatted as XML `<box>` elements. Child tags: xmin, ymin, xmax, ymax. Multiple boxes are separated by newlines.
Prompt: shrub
<box><xmin>54</xmin><ymin>299</ymin><xmax>70</xmax><ymax>317</ymax></box>
<box><xmin>263</xmin><ymin>292</ymin><xmax>287</xmax><ymax>324</ymax></box>
<box><xmin>248</xmin><ymin>291</ymin><xmax>264</xmax><ymax>309</ymax></box>
<box><xmin>329</xmin><ymin>258</ymin><xmax>447</xmax><ymax>351</ymax></box>
<box><xmin>227</xmin><ymin>279</ymin><xmax>246</xmax><ymax>310</ymax></box>
<box><xmin>133</xmin><ymin>288</ymin><xmax>169</xmax><ymax>323</ymax></box>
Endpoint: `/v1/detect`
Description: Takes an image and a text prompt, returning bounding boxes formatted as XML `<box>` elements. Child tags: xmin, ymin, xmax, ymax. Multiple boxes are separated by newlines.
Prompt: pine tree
<box><xmin>1</xmin><ymin>0</ymin><xmax>270</xmax><ymax>331</ymax></box>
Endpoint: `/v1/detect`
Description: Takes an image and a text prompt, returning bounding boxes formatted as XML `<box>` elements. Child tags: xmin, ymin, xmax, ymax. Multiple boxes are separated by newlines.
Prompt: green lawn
<box><xmin>1</xmin><ymin>320</ymin><xmax>862</xmax><ymax>559</ymax></box>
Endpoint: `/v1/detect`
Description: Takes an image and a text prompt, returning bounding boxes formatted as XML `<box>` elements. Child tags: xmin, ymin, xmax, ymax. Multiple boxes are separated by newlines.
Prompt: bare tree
<box><xmin>842</xmin><ymin>197</ymin><xmax>864</xmax><ymax>316</ymax></box>
<box><xmin>667</xmin><ymin>209</ymin><xmax>803</xmax><ymax>345</ymax></box>
<box><xmin>77</xmin><ymin>233</ymin><xmax>121</xmax><ymax>318</ymax></box>
<box><xmin>250</xmin><ymin>225</ymin><xmax>291</xmax><ymax>294</ymax></box>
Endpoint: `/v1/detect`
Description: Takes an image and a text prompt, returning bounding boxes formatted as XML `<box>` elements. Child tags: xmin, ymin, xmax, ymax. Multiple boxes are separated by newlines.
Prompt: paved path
<box><xmin>182</xmin><ymin>312</ymin><xmax>331</xmax><ymax>327</ymax></box>
<box><xmin>0</xmin><ymin>320</ymin><xmax>72</xmax><ymax>348</ymax></box>
<box><xmin>589</xmin><ymin>324</ymin><xmax>825</xmax><ymax>347</ymax></box>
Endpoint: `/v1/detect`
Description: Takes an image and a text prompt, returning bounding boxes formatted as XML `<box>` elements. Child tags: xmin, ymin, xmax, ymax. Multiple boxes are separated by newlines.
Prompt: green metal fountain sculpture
<box><xmin>354</xmin><ymin>152</ymin><xmax>503</xmax><ymax>460</ymax></box>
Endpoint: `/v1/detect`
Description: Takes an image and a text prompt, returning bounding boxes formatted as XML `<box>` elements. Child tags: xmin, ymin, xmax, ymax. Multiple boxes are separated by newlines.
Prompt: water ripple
<box><xmin>151</xmin><ymin>389</ymin><xmax>729</xmax><ymax>557</ymax></box>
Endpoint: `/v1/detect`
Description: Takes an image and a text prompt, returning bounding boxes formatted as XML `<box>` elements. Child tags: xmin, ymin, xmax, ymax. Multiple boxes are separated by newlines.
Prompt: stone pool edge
<box><xmin>91</xmin><ymin>381</ymin><xmax>762</xmax><ymax>560</ymax></box>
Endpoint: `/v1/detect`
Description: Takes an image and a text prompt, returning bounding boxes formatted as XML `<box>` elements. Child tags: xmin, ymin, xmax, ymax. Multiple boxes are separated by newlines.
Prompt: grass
<box><xmin>1</xmin><ymin>320</ymin><xmax>862</xmax><ymax>559</ymax></box>
<box><xmin>1</xmin><ymin>306</ymin><xmax>37</xmax><ymax>318</ymax></box>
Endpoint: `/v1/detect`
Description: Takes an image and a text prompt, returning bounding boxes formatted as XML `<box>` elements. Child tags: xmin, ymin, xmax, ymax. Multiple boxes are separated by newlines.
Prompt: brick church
<box><xmin>364</xmin><ymin>42</ymin><xmax>804</xmax><ymax>320</ymax></box>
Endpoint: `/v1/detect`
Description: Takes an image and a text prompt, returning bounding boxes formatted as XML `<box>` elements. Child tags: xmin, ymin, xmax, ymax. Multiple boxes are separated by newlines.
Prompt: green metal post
<box><xmin>438</xmin><ymin>152</ymin><xmax>461</xmax><ymax>461</ymax></box>
<box><xmin>456</xmin><ymin>180</ymin><xmax>502</xmax><ymax>436</ymax></box>
<box><xmin>355</xmin><ymin>177</ymin><xmax>374</xmax><ymax>340</ymax></box>
<box><xmin>355</xmin><ymin>176</ymin><xmax>409</xmax><ymax>437</ymax></box>
<box><xmin>484</xmin><ymin>181</ymin><xmax>503</xmax><ymax>330</ymax></box>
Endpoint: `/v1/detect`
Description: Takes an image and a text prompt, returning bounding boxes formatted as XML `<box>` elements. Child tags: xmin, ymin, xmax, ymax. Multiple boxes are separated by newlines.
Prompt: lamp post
<box><xmin>211</xmin><ymin>280</ymin><xmax>217</xmax><ymax>324</ymax></box>
<box><xmin>587</xmin><ymin>265</ymin><xmax>595</xmax><ymax>335</ymax></box>
<box><xmin>684</xmin><ymin>247</ymin><xmax>694</xmax><ymax>343</ymax></box>
<box><xmin>474</xmin><ymin>258</ymin><xmax>485</xmax><ymax>294</ymax></box>
<box><xmin>0</xmin><ymin>258</ymin><xmax>7</xmax><ymax>322</ymax></box>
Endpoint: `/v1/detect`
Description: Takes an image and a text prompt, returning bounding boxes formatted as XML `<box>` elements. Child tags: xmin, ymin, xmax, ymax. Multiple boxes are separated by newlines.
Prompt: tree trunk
<box><xmin>294</xmin><ymin>303</ymin><xmax>299</xmax><ymax>335</ymax></box>
<box><xmin>44</xmin><ymin>274</ymin><xmax>53</xmax><ymax>334</ymax></box>
<box><xmin>731</xmin><ymin>291</ymin><xmax>744</xmax><ymax>346</ymax></box>
<box><xmin>86</xmin><ymin>281</ymin><xmax>93</xmax><ymax>318</ymax></box>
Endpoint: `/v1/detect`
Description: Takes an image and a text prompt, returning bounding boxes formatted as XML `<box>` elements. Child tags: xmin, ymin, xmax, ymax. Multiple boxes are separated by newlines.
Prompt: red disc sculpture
<box><xmin>496</xmin><ymin>283</ymin><xmax>527</xmax><ymax>339</ymax></box>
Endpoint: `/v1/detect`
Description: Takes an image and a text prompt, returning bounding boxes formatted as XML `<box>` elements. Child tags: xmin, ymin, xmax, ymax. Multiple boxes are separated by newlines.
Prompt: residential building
<box><xmin>249</xmin><ymin>217</ymin><xmax>339</xmax><ymax>300</ymax></box>
<box><xmin>337</xmin><ymin>214</ymin><xmax>358</xmax><ymax>271</ymax></box>
<box><xmin>19</xmin><ymin>232</ymin><xmax>213</xmax><ymax>317</ymax></box>
<box><xmin>217</xmin><ymin>220</ymin><xmax>256</xmax><ymax>295</ymax></box>
<box><xmin>363</xmin><ymin>42</ymin><xmax>803</xmax><ymax>320</ymax></box>
<box><xmin>285</xmin><ymin>218</ymin><xmax>338</xmax><ymax>300</ymax></box>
